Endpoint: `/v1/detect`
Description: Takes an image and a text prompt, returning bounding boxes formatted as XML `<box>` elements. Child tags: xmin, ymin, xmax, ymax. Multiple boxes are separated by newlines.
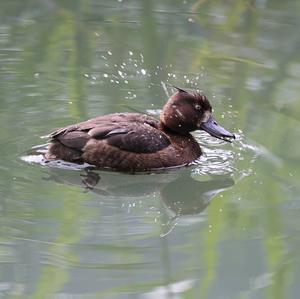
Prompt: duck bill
<box><xmin>200</xmin><ymin>115</ymin><xmax>235</xmax><ymax>141</ymax></box>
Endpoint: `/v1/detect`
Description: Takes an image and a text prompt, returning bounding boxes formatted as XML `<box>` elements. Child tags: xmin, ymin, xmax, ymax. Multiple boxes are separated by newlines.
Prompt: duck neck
<box><xmin>159</xmin><ymin>121</ymin><xmax>191</xmax><ymax>136</ymax></box>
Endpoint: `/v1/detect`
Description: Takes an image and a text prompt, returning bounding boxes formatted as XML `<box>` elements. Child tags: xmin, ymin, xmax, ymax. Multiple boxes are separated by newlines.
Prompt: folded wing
<box><xmin>50</xmin><ymin>114</ymin><xmax>170</xmax><ymax>154</ymax></box>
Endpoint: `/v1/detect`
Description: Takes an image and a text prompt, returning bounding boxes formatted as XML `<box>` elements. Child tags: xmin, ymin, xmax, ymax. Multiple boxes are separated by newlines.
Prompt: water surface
<box><xmin>1</xmin><ymin>1</ymin><xmax>300</xmax><ymax>298</ymax></box>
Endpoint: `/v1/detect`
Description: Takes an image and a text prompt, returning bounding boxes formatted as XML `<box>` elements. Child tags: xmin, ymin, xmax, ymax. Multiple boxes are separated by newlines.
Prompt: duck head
<box><xmin>160</xmin><ymin>87</ymin><xmax>235</xmax><ymax>141</ymax></box>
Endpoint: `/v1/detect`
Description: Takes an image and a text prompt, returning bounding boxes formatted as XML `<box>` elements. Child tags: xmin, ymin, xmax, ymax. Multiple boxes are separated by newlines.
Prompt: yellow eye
<box><xmin>195</xmin><ymin>104</ymin><xmax>201</xmax><ymax>110</ymax></box>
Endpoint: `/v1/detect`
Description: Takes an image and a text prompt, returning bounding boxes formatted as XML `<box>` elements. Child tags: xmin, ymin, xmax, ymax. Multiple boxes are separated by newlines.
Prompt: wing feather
<box><xmin>49</xmin><ymin>113</ymin><xmax>169</xmax><ymax>154</ymax></box>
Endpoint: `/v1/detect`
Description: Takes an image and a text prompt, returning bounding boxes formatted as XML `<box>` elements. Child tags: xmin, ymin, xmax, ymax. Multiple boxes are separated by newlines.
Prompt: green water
<box><xmin>1</xmin><ymin>0</ymin><xmax>300</xmax><ymax>298</ymax></box>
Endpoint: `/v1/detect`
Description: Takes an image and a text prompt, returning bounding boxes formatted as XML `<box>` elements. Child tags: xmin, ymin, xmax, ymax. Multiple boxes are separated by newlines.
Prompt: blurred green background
<box><xmin>0</xmin><ymin>0</ymin><xmax>300</xmax><ymax>298</ymax></box>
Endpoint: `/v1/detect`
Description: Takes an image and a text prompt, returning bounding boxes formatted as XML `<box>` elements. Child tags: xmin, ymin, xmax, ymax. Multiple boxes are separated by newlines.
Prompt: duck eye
<box><xmin>194</xmin><ymin>104</ymin><xmax>202</xmax><ymax>110</ymax></box>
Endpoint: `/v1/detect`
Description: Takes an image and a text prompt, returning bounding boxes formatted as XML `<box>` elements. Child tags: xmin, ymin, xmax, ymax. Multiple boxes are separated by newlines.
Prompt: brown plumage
<box><xmin>45</xmin><ymin>88</ymin><xmax>235</xmax><ymax>172</ymax></box>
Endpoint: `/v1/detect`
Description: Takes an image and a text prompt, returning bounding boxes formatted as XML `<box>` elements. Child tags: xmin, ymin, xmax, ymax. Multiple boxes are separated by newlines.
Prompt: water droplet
<box><xmin>103</xmin><ymin>73</ymin><xmax>108</xmax><ymax>78</ymax></box>
<box><xmin>140</xmin><ymin>53</ymin><xmax>144</xmax><ymax>62</ymax></box>
<box><xmin>129</xmin><ymin>51</ymin><xmax>133</xmax><ymax>56</ymax></box>
<box><xmin>107</xmin><ymin>51</ymin><xmax>112</xmax><ymax>56</ymax></box>
<box><xmin>141</xmin><ymin>69</ymin><xmax>146</xmax><ymax>75</ymax></box>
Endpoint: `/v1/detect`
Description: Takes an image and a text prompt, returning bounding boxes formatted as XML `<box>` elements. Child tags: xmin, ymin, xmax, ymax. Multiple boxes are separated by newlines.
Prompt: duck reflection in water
<box><xmin>45</xmin><ymin>167</ymin><xmax>234</xmax><ymax>233</ymax></box>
